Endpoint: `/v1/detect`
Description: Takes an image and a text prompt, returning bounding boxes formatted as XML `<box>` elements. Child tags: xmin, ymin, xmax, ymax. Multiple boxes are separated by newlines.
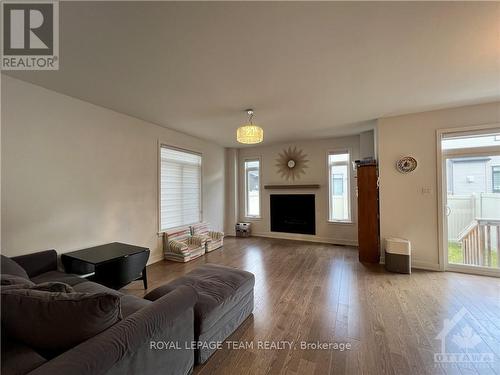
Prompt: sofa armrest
<box><xmin>27</xmin><ymin>285</ymin><xmax>198</xmax><ymax>375</ymax></box>
<box><xmin>209</xmin><ymin>231</ymin><xmax>224</xmax><ymax>240</ymax></box>
<box><xmin>11</xmin><ymin>250</ymin><xmax>57</xmax><ymax>278</ymax></box>
<box><xmin>188</xmin><ymin>236</ymin><xmax>205</xmax><ymax>247</ymax></box>
<box><xmin>168</xmin><ymin>240</ymin><xmax>189</xmax><ymax>254</ymax></box>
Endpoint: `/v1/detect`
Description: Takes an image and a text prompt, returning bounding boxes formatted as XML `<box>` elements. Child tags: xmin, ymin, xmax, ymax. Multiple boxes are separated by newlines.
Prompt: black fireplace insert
<box><xmin>270</xmin><ymin>194</ymin><xmax>315</xmax><ymax>235</ymax></box>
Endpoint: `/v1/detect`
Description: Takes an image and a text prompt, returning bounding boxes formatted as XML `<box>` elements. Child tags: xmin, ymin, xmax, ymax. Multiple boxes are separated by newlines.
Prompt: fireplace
<box><xmin>270</xmin><ymin>194</ymin><xmax>316</xmax><ymax>235</ymax></box>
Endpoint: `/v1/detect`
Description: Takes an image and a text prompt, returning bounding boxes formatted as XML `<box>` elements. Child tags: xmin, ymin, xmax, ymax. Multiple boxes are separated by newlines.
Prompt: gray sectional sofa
<box><xmin>1</xmin><ymin>250</ymin><xmax>255</xmax><ymax>375</ymax></box>
<box><xmin>144</xmin><ymin>264</ymin><xmax>255</xmax><ymax>364</ymax></box>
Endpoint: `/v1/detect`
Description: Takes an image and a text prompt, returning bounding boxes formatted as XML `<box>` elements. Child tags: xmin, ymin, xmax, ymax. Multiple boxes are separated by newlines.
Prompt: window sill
<box><xmin>327</xmin><ymin>220</ymin><xmax>355</xmax><ymax>225</ymax></box>
<box><xmin>243</xmin><ymin>216</ymin><xmax>262</xmax><ymax>221</ymax></box>
<box><xmin>157</xmin><ymin>222</ymin><xmax>201</xmax><ymax>235</ymax></box>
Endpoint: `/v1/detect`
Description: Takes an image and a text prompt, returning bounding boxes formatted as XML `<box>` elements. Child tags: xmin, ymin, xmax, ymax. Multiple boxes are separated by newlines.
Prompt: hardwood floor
<box><xmin>122</xmin><ymin>237</ymin><xmax>500</xmax><ymax>375</ymax></box>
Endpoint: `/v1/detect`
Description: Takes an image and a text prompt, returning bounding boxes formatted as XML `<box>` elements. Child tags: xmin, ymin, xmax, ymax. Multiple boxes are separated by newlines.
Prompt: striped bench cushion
<box><xmin>191</xmin><ymin>222</ymin><xmax>210</xmax><ymax>236</ymax></box>
<box><xmin>167</xmin><ymin>228</ymin><xmax>192</xmax><ymax>242</ymax></box>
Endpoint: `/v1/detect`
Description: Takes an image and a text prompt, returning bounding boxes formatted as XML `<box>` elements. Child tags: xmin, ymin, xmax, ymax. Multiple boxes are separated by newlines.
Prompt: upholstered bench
<box><xmin>163</xmin><ymin>227</ymin><xmax>205</xmax><ymax>262</ymax></box>
<box><xmin>144</xmin><ymin>264</ymin><xmax>254</xmax><ymax>364</ymax></box>
<box><xmin>190</xmin><ymin>222</ymin><xmax>224</xmax><ymax>252</ymax></box>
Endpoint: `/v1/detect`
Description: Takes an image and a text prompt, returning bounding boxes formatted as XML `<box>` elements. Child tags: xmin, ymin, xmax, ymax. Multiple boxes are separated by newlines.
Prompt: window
<box><xmin>244</xmin><ymin>159</ymin><xmax>260</xmax><ymax>217</ymax></box>
<box><xmin>328</xmin><ymin>151</ymin><xmax>351</xmax><ymax>222</ymax></box>
<box><xmin>442</xmin><ymin>131</ymin><xmax>500</xmax><ymax>150</ymax></box>
<box><xmin>332</xmin><ymin>174</ymin><xmax>344</xmax><ymax>195</ymax></box>
<box><xmin>160</xmin><ymin>146</ymin><xmax>201</xmax><ymax>230</ymax></box>
<box><xmin>493</xmin><ymin>166</ymin><xmax>500</xmax><ymax>193</ymax></box>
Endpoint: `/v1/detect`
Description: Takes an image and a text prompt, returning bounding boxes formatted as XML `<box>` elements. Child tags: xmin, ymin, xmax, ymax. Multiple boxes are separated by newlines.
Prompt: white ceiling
<box><xmin>6</xmin><ymin>1</ymin><xmax>500</xmax><ymax>147</ymax></box>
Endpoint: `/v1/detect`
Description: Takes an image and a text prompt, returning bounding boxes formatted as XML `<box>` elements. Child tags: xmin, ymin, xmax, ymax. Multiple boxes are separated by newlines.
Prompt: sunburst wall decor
<box><xmin>275</xmin><ymin>146</ymin><xmax>309</xmax><ymax>181</ymax></box>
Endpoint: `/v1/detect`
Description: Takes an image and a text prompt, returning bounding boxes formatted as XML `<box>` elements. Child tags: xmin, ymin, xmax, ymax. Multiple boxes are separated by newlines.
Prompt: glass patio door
<box><xmin>442</xmin><ymin>130</ymin><xmax>500</xmax><ymax>275</ymax></box>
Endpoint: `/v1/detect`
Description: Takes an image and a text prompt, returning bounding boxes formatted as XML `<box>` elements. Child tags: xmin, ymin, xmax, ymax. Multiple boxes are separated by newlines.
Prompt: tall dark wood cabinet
<box><xmin>356</xmin><ymin>162</ymin><xmax>380</xmax><ymax>263</ymax></box>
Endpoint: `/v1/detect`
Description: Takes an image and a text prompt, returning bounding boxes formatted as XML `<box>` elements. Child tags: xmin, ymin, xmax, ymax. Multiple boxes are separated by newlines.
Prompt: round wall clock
<box><xmin>276</xmin><ymin>146</ymin><xmax>309</xmax><ymax>181</ymax></box>
<box><xmin>396</xmin><ymin>156</ymin><xmax>417</xmax><ymax>173</ymax></box>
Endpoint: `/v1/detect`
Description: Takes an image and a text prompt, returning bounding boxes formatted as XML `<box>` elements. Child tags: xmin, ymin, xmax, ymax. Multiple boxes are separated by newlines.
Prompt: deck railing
<box><xmin>457</xmin><ymin>219</ymin><xmax>500</xmax><ymax>267</ymax></box>
<box><xmin>447</xmin><ymin>193</ymin><xmax>500</xmax><ymax>240</ymax></box>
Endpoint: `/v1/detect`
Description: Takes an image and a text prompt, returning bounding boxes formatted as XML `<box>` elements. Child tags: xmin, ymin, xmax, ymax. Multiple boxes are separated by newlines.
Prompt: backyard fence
<box><xmin>447</xmin><ymin>193</ymin><xmax>500</xmax><ymax>251</ymax></box>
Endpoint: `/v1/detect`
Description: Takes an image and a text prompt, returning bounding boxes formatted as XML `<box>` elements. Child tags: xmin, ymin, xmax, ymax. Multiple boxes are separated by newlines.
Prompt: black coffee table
<box><xmin>61</xmin><ymin>242</ymin><xmax>150</xmax><ymax>290</ymax></box>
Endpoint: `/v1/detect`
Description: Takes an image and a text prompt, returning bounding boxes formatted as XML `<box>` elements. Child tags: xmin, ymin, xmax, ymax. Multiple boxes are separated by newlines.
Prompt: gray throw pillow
<box><xmin>1</xmin><ymin>274</ymin><xmax>34</xmax><ymax>286</ymax></box>
<box><xmin>0</xmin><ymin>274</ymin><xmax>35</xmax><ymax>291</ymax></box>
<box><xmin>0</xmin><ymin>255</ymin><xmax>29</xmax><ymax>280</ymax></box>
<box><xmin>1</xmin><ymin>289</ymin><xmax>121</xmax><ymax>353</ymax></box>
<box><xmin>30</xmin><ymin>282</ymin><xmax>74</xmax><ymax>293</ymax></box>
<box><xmin>1</xmin><ymin>276</ymin><xmax>74</xmax><ymax>293</ymax></box>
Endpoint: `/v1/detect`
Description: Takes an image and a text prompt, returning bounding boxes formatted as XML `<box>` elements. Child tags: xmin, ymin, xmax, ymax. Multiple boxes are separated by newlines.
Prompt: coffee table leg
<box><xmin>142</xmin><ymin>266</ymin><xmax>148</xmax><ymax>289</ymax></box>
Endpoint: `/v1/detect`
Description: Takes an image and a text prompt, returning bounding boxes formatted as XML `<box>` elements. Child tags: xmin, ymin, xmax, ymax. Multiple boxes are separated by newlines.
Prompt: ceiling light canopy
<box><xmin>237</xmin><ymin>109</ymin><xmax>263</xmax><ymax>144</ymax></box>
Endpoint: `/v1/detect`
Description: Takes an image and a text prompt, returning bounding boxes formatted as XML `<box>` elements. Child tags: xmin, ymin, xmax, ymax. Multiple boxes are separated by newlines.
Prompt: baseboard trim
<box><xmin>411</xmin><ymin>261</ymin><xmax>441</xmax><ymax>271</ymax></box>
<box><xmin>445</xmin><ymin>264</ymin><xmax>500</xmax><ymax>277</ymax></box>
<box><xmin>379</xmin><ymin>252</ymin><xmax>440</xmax><ymax>271</ymax></box>
<box><xmin>148</xmin><ymin>253</ymin><xmax>164</xmax><ymax>265</ymax></box>
<box><xmin>251</xmin><ymin>231</ymin><xmax>358</xmax><ymax>247</ymax></box>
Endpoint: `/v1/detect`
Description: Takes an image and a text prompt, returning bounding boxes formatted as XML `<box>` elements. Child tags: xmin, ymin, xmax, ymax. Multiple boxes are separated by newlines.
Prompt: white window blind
<box><xmin>160</xmin><ymin>146</ymin><xmax>202</xmax><ymax>230</ymax></box>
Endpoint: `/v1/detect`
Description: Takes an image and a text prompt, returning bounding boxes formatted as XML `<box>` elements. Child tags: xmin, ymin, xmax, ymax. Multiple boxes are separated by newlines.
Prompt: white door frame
<box><xmin>436</xmin><ymin>123</ymin><xmax>500</xmax><ymax>277</ymax></box>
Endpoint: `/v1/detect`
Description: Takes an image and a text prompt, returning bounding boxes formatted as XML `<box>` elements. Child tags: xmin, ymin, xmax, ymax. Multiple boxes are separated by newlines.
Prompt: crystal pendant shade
<box><xmin>236</xmin><ymin>124</ymin><xmax>264</xmax><ymax>144</ymax></box>
<box><xmin>236</xmin><ymin>109</ymin><xmax>263</xmax><ymax>144</ymax></box>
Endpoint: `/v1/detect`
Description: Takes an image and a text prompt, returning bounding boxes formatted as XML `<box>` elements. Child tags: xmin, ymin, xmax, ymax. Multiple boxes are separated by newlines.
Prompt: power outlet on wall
<box><xmin>421</xmin><ymin>187</ymin><xmax>432</xmax><ymax>195</ymax></box>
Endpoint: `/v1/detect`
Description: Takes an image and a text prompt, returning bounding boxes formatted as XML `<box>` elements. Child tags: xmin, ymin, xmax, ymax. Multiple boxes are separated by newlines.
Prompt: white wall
<box><xmin>359</xmin><ymin>130</ymin><xmax>375</xmax><ymax>159</ymax></box>
<box><xmin>224</xmin><ymin>148</ymin><xmax>239</xmax><ymax>235</ymax></box>
<box><xmin>377</xmin><ymin>101</ymin><xmax>500</xmax><ymax>270</ymax></box>
<box><xmin>1</xmin><ymin>76</ymin><xmax>225</xmax><ymax>262</ymax></box>
<box><xmin>237</xmin><ymin>136</ymin><xmax>360</xmax><ymax>245</ymax></box>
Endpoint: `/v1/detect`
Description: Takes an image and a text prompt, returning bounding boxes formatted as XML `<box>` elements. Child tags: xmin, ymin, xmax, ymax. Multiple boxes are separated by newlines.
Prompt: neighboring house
<box><xmin>446</xmin><ymin>155</ymin><xmax>500</xmax><ymax>241</ymax></box>
<box><xmin>447</xmin><ymin>156</ymin><xmax>500</xmax><ymax>195</ymax></box>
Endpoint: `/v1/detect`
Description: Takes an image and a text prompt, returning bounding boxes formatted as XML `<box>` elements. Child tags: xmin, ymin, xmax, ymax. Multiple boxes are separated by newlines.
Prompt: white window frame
<box><xmin>327</xmin><ymin>149</ymin><xmax>352</xmax><ymax>223</ymax></box>
<box><xmin>244</xmin><ymin>157</ymin><xmax>261</xmax><ymax>219</ymax></box>
<box><xmin>158</xmin><ymin>143</ymin><xmax>203</xmax><ymax>232</ymax></box>
<box><xmin>493</xmin><ymin>165</ymin><xmax>500</xmax><ymax>193</ymax></box>
<box><xmin>436</xmin><ymin>123</ymin><xmax>500</xmax><ymax>276</ymax></box>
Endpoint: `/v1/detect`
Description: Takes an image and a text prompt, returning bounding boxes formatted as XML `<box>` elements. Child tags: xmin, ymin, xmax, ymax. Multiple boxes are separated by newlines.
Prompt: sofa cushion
<box><xmin>1</xmin><ymin>337</ymin><xmax>47</xmax><ymax>375</ymax></box>
<box><xmin>1</xmin><ymin>289</ymin><xmax>121</xmax><ymax>353</ymax></box>
<box><xmin>1</xmin><ymin>275</ymin><xmax>74</xmax><ymax>294</ymax></box>
<box><xmin>31</xmin><ymin>270</ymin><xmax>88</xmax><ymax>286</ymax></box>
<box><xmin>71</xmin><ymin>280</ymin><xmax>122</xmax><ymax>296</ymax></box>
<box><xmin>120</xmin><ymin>295</ymin><xmax>152</xmax><ymax>318</ymax></box>
<box><xmin>0</xmin><ymin>255</ymin><xmax>29</xmax><ymax>280</ymax></box>
<box><xmin>190</xmin><ymin>222</ymin><xmax>211</xmax><ymax>236</ymax></box>
<box><xmin>144</xmin><ymin>264</ymin><xmax>255</xmax><ymax>335</ymax></box>
<box><xmin>71</xmin><ymin>281</ymin><xmax>150</xmax><ymax>317</ymax></box>
<box><xmin>1</xmin><ymin>274</ymin><xmax>35</xmax><ymax>290</ymax></box>
<box><xmin>10</xmin><ymin>250</ymin><xmax>57</xmax><ymax>279</ymax></box>
<box><xmin>196</xmin><ymin>290</ymin><xmax>253</xmax><ymax>363</ymax></box>
<box><xmin>30</xmin><ymin>282</ymin><xmax>74</xmax><ymax>293</ymax></box>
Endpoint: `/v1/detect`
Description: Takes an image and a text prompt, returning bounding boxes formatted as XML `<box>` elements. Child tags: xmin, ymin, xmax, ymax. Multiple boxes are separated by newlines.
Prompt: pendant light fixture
<box><xmin>236</xmin><ymin>109</ymin><xmax>264</xmax><ymax>144</ymax></box>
